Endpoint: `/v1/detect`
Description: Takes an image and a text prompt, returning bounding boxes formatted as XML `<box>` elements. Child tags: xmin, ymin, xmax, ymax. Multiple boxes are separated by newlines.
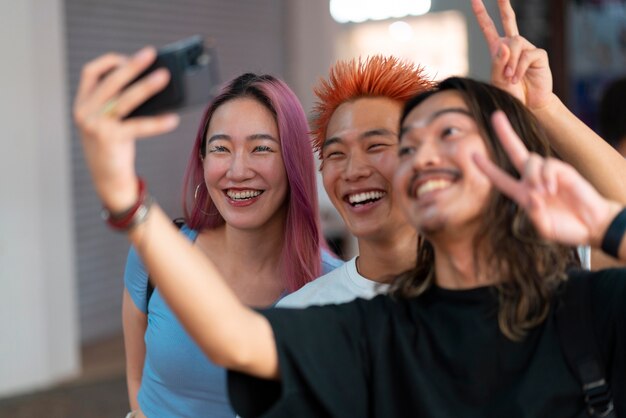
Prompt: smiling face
<box><xmin>321</xmin><ymin>97</ymin><xmax>410</xmax><ymax>241</ymax></box>
<box><xmin>394</xmin><ymin>90</ymin><xmax>492</xmax><ymax>238</ymax></box>
<box><xmin>203</xmin><ymin>97</ymin><xmax>288</xmax><ymax>231</ymax></box>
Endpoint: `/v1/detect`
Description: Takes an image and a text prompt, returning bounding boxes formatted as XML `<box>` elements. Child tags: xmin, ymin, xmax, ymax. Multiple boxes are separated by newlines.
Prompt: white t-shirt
<box><xmin>578</xmin><ymin>245</ymin><xmax>591</xmax><ymax>269</ymax></box>
<box><xmin>277</xmin><ymin>256</ymin><xmax>388</xmax><ymax>308</ymax></box>
<box><xmin>277</xmin><ymin>247</ymin><xmax>590</xmax><ymax>311</ymax></box>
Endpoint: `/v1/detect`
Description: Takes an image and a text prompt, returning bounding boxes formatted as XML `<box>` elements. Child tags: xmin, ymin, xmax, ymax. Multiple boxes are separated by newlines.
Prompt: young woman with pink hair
<box><xmin>92</xmin><ymin>71</ymin><xmax>341</xmax><ymax>417</ymax></box>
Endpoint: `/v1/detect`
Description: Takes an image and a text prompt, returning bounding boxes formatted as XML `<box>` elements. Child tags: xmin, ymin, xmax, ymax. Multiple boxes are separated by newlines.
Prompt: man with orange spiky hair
<box><xmin>310</xmin><ymin>55</ymin><xmax>432</xmax><ymax>158</ymax></box>
<box><xmin>278</xmin><ymin>55</ymin><xmax>432</xmax><ymax>307</ymax></box>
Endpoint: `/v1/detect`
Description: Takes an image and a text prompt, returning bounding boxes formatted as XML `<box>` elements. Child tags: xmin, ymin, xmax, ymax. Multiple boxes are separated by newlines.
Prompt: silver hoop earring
<box><xmin>194</xmin><ymin>183</ymin><xmax>213</xmax><ymax>216</ymax></box>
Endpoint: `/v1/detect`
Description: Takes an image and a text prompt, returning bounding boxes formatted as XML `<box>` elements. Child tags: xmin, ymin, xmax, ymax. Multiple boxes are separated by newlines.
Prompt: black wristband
<box><xmin>601</xmin><ymin>207</ymin><xmax>626</xmax><ymax>258</ymax></box>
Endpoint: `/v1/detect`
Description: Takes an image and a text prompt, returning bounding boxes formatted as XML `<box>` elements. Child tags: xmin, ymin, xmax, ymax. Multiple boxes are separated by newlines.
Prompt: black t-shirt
<box><xmin>228</xmin><ymin>269</ymin><xmax>626</xmax><ymax>417</ymax></box>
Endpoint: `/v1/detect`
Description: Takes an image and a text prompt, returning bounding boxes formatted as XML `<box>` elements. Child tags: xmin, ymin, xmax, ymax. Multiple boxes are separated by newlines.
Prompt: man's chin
<box><xmin>418</xmin><ymin>218</ymin><xmax>448</xmax><ymax>239</ymax></box>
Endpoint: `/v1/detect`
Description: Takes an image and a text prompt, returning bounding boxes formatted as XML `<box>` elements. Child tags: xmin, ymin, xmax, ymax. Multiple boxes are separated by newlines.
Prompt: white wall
<box><xmin>0</xmin><ymin>0</ymin><xmax>80</xmax><ymax>397</ymax></box>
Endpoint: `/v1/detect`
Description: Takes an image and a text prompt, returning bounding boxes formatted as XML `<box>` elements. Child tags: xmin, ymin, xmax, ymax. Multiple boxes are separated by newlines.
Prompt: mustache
<box><xmin>406</xmin><ymin>168</ymin><xmax>461</xmax><ymax>196</ymax></box>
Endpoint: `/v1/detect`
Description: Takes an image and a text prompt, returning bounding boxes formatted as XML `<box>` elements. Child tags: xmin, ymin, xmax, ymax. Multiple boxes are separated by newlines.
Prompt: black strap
<box><xmin>556</xmin><ymin>271</ymin><xmax>616</xmax><ymax>418</ymax></box>
<box><xmin>146</xmin><ymin>218</ymin><xmax>186</xmax><ymax>307</ymax></box>
<box><xmin>601</xmin><ymin>208</ymin><xmax>626</xmax><ymax>258</ymax></box>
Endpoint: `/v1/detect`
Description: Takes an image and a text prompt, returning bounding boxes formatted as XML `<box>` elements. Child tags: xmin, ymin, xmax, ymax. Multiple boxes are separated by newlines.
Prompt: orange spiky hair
<box><xmin>311</xmin><ymin>55</ymin><xmax>433</xmax><ymax>157</ymax></box>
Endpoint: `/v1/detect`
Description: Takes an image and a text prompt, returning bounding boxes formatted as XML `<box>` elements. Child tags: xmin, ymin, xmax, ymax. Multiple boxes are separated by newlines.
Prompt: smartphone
<box><xmin>127</xmin><ymin>35</ymin><xmax>220</xmax><ymax>118</ymax></box>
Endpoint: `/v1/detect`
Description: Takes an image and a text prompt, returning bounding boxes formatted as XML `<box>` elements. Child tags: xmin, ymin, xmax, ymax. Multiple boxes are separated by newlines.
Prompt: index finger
<box><xmin>497</xmin><ymin>0</ymin><xmax>519</xmax><ymax>37</ymax></box>
<box><xmin>471</xmin><ymin>0</ymin><xmax>500</xmax><ymax>55</ymax></box>
<box><xmin>87</xmin><ymin>47</ymin><xmax>157</xmax><ymax>111</ymax></box>
<box><xmin>473</xmin><ymin>152</ymin><xmax>528</xmax><ymax>207</ymax></box>
<box><xmin>76</xmin><ymin>53</ymin><xmax>127</xmax><ymax>104</ymax></box>
<box><xmin>491</xmin><ymin>110</ymin><xmax>530</xmax><ymax>174</ymax></box>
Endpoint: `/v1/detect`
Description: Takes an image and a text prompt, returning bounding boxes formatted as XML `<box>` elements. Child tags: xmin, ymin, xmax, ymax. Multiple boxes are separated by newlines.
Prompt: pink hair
<box><xmin>182</xmin><ymin>73</ymin><xmax>324</xmax><ymax>292</ymax></box>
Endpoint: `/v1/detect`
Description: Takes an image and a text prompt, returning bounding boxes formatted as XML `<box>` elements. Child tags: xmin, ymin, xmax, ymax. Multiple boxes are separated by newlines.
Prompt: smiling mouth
<box><xmin>345</xmin><ymin>190</ymin><xmax>386</xmax><ymax>207</ymax></box>
<box><xmin>409</xmin><ymin>170</ymin><xmax>461</xmax><ymax>199</ymax></box>
<box><xmin>417</xmin><ymin>179</ymin><xmax>453</xmax><ymax>197</ymax></box>
<box><xmin>226</xmin><ymin>189</ymin><xmax>263</xmax><ymax>201</ymax></box>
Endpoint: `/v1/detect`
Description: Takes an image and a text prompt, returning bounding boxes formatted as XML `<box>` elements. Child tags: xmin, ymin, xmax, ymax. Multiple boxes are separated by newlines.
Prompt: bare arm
<box><xmin>128</xmin><ymin>205</ymin><xmax>279</xmax><ymax>378</ymax></box>
<box><xmin>472</xmin><ymin>0</ymin><xmax>626</xmax><ymax>204</ymax></box>
<box><xmin>75</xmin><ymin>49</ymin><xmax>279</xmax><ymax>380</ymax></box>
<box><xmin>532</xmin><ymin>96</ymin><xmax>626</xmax><ymax>204</ymax></box>
<box><xmin>122</xmin><ymin>289</ymin><xmax>147</xmax><ymax>410</ymax></box>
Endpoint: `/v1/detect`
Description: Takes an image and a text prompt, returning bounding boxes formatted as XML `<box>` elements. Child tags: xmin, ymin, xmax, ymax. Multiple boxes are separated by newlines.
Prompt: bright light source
<box><xmin>330</xmin><ymin>0</ymin><xmax>432</xmax><ymax>23</ymax></box>
<box><xmin>388</xmin><ymin>21</ymin><xmax>413</xmax><ymax>42</ymax></box>
<box><xmin>334</xmin><ymin>11</ymin><xmax>468</xmax><ymax>81</ymax></box>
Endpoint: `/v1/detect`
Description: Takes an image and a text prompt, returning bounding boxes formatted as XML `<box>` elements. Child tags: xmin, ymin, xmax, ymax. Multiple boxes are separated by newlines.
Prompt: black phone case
<box><xmin>127</xmin><ymin>36</ymin><xmax>219</xmax><ymax>118</ymax></box>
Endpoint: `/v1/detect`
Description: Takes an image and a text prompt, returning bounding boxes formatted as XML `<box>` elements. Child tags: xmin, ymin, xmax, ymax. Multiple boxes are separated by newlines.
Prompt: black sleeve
<box><xmin>585</xmin><ymin>268</ymin><xmax>626</xmax><ymax>416</ymax></box>
<box><xmin>227</xmin><ymin>301</ymin><xmax>373</xmax><ymax>418</ymax></box>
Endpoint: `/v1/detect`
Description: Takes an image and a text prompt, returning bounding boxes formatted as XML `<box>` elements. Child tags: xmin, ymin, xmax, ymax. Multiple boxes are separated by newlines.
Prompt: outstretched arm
<box><xmin>472</xmin><ymin>0</ymin><xmax>626</xmax><ymax>204</ymax></box>
<box><xmin>74</xmin><ymin>49</ymin><xmax>279</xmax><ymax>380</ymax></box>
<box><xmin>474</xmin><ymin>111</ymin><xmax>626</xmax><ymax>260</ymax></box>
<box><xmin>128</xmin><ymin>205</ymin><xmax>279</xmax><ymax>378</ymax></box>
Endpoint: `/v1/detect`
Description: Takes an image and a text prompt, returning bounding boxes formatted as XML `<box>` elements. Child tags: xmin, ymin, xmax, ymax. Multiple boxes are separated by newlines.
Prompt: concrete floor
<box><xmin>0</xmin><ymin>334</ymin><xmax>129</xmax><ymax>417</ymax></box>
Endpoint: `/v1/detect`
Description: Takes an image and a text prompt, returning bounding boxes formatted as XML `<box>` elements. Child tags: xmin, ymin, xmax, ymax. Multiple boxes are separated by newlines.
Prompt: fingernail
<box><xmin>164</xmin><ymin>114</ymin><xmax>180</xmax><ymax>128</ymax></box>
<box><xmin>134</xmin><ymin>47</ymin><xmax>154</xmax><ymax>62</ymax></box>
<box><xmin>511</xmin><ymin>76</ymin><xmax>518</xmax><ymax>84</ymax></box>
<box><xmin>149</xmin><ymin>69</ymin><xmax>168</xmax><ymax>84</ymax></box>
<box><xmin>505</xmin><ymin>66</ymin><xmax>514</xmax><ymax>77</ymax></box>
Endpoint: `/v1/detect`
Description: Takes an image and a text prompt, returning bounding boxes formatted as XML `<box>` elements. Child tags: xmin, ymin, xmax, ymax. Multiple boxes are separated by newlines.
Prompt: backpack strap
<box><xmin>556</xmin><ymin>271</ymin><xmax>616</xmax><ymax>418</ymax></box>
<box><xmin>146</xmin><ymin>218</ymin><xmax>186</xmax><ymax>307</ymax></box>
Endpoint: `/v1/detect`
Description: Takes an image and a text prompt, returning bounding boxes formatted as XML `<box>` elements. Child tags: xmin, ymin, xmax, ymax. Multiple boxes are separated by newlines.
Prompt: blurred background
<box><xmin>1</xmin><ymin>0</ymin><xmax>625</xmax><ymax>415</ymax></box>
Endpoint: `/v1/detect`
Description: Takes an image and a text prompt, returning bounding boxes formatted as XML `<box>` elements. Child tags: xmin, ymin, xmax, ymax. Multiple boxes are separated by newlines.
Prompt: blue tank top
<box><xmin>124</xmin><ymin>225</ymin><xmax>343</xmax><ymax>417</ymax></box>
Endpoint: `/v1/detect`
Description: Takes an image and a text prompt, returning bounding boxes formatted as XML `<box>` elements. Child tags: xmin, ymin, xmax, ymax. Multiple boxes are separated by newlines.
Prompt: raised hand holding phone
<box><xmin>73</xmin><ymin>46</ymin><xmax>180</xmax><ymax>213</ymax></box>
<box><xmin>74</xmin><ymin>35</ymin><xmax>219</xmax><ymax>212</ymax></box>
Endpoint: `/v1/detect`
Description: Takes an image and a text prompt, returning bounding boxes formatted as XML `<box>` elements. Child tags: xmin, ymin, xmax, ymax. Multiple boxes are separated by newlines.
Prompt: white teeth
<box><xmin>348</xmin><ymin>191</ymin><xmax>386</xmax><ymax>205</ymax></box>
<box><xmin>227</xmin><ymin>190</ymin><xmax>262</xmax><ymax>200</ymax></box>
<box><xmin>417</xmin><ymin>180</ymin><xmax>452</xmax><ymax>197</ymax></box>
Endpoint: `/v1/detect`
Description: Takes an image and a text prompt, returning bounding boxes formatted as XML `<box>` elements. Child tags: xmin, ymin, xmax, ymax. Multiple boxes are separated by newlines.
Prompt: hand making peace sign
<box><xmin>473</xmin><ymin>111</ymin><xmax>622</xmax><ymax>249</ymax></box>
<box><xmin>471</xmin><ymin>0</ymin><xmax>553</xmax><ymax>111</ymax></box>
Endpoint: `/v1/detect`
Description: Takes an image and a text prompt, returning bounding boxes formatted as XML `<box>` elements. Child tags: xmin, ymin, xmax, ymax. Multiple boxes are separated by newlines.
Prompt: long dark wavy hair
<box><xmin>390</xmin><ymin>77</ymin><xmax>579</xmax><ymax>341</ymax></box>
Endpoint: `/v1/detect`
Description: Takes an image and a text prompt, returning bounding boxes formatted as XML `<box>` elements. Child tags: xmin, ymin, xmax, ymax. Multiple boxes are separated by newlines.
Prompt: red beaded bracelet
<box><xmin>101</xmin><ymin>177</ymin><xmax>154</xmax><ymax>231</ymax></box>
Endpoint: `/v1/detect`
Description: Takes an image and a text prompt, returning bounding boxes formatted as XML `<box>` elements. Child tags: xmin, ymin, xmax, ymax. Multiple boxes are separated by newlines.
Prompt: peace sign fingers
<box><xmin>471</xmin><ymin>0</ymin><xmax>500</xmax><ymax>57</ymax></box>
<box><xmin>497</xmin><ymin>0</ymin><xmax>519</xmax><ymax>37</ymax></box>
<box><xmin>491</xmin><ymin>111</ymin><xmax>529</xmax><ymax>174</ymax></box>
<box><xmin>472</xmin><ymin>111</ymin><xmax>531</xmax><ymax>207</ymax></box>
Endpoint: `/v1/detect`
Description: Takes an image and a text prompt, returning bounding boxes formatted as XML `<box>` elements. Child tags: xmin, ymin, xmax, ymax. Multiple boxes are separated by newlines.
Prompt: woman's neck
<box><xmin>225</xmin><ymin>225</ymin><xmax>284</xmax><ymax>268</ymax></box>
<box><xmin>194</xmin><ymin>216</ymin><xmax>286</xmax><ymax>306</ymax></box>
<box><xmin>356</xmin><ymin>226</ymin><xmax>418</xmax><ymax>283</ymax></box>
